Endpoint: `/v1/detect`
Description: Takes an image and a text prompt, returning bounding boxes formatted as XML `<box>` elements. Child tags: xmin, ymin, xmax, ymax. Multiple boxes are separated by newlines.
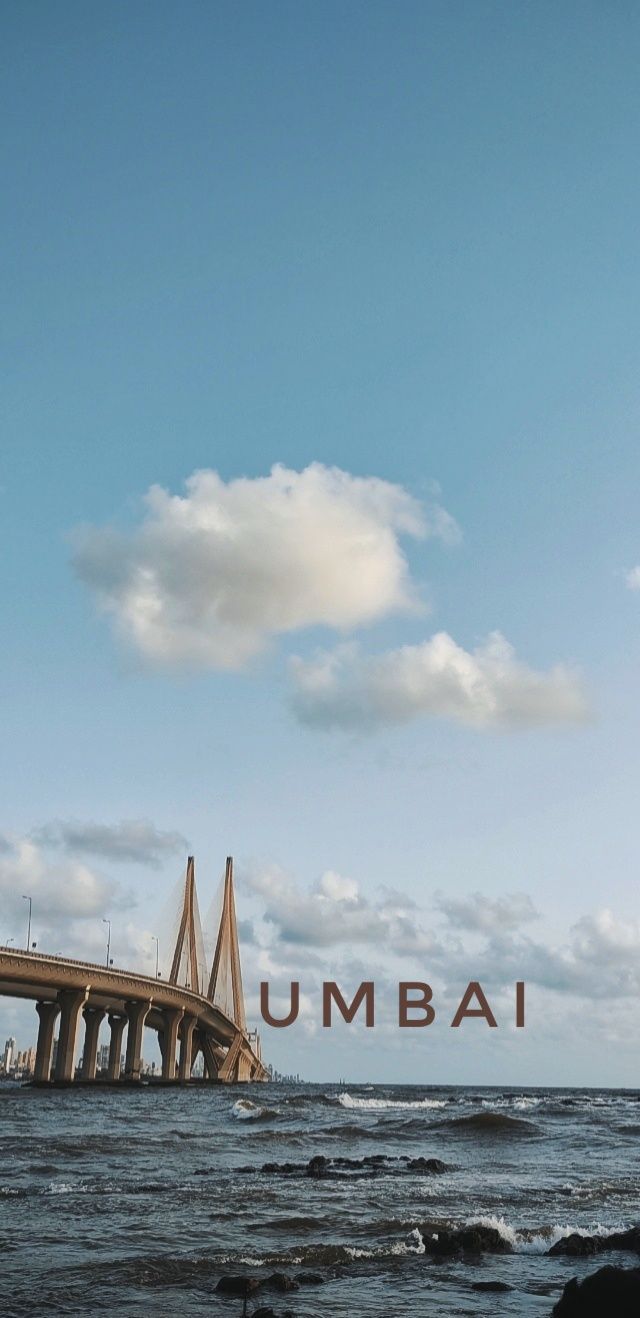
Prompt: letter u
<box><xmin>260</xmin><ymin>981</ymin><xmax>300</xmax><ymax>1028</ymax></box>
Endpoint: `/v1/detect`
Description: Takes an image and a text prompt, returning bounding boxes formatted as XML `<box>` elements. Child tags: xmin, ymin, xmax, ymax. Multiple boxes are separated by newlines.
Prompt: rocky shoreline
<box><xmin>213</xmin><ymin>1220</ymin><xmax>640</xmax><ymax>1315</ymax></box>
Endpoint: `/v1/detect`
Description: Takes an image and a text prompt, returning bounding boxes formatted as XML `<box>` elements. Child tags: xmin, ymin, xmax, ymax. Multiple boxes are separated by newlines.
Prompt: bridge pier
<box><xmin>124</xmin><ymin>999</ymin><xmax>151</xmax><ymax>1080</ymax></box>
<box><xmin>81</xmin><ymin>1005</ymin><xmax>106</xmax><ymax>1081</ymax></box>
<box><xmin>55</xmin><ymin>988</ymin><xmax>89</xmax><ymax>1082</ymax></box>
<box><xmin>178</xmin><ymin>1014</ymin><xmax>197</xmax><ymax>1082</ymax></box>
<box><xmin>106</xmin><ymin>1013</ymin><xmax>126</xmax><ymax>1080</ymax></box>
<box><xmin>160</xmin><ymin>1007</ymin><xmax>184</xmax><ymax>1080</ymax></box>
<box><xmin>34</xmin><ymin>1000</ymin><xmax>60</xmax><ymax>1082</ymax></box>
<box><xmin>201</xmin><ymin>1033</ymin><xmax>222</xmax><ymax>1081</ymax></box>
<box><xmin>236</xmin><ymin>1051</ymin><xmax>254</xmax><ymax>1082</ymax></box>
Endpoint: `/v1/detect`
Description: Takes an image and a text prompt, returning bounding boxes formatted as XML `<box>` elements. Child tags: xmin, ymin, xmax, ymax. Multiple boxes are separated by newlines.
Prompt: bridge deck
<box><xmin>0</xmin><ymin>946</ymin><xmax>267</xmax><ymax>1084</ymax></box>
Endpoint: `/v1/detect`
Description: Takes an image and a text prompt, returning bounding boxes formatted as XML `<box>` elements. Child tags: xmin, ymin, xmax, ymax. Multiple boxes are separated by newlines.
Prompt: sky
<box><xmin>2</xmin><ymin>1</ymin><xmax>640</xmax><ymax>1085</ymax></box>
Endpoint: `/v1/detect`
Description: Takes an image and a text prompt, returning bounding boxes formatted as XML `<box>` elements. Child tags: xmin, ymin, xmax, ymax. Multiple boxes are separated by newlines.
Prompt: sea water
<box><xmin>1</xmin><ymin>1081</ymin><xmax>639</xmax><ymax>1315</ymax></box>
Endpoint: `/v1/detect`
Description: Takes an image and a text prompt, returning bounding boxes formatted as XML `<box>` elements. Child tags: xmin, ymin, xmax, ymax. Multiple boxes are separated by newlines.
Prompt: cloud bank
<box><xmin>241</xmin><ymin>865</ymin><xmax>640</xmax><ymax>1006</ymax></box>
<box><xmin>33</xmin><ymin>819</ymin><xmax>186</xmax><ymax>868</ymax></box>
<box><xmin>289</xmin><ymin>631</ymin><xmax>589</xmax><ymax>731</ymax></box>
<box><xmin>0</xmin><ymin>837</ymin><xmax>123</xmax><ymax>926</ymax></box>
<box><xmin>73</xmin><ymin>464</ymin><xmax>458</xmax><ymax>669</ymax></box>
<box><xmin>244</xmin><ymin>864</ymin><xmax>436</xmax><ymax>954</ymax></box>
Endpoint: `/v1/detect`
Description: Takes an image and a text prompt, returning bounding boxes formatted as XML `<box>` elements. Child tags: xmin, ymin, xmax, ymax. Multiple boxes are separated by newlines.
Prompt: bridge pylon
<box><xmin>208</xmin><ymin>856</ymin><xmax>246</xmax><ymax>1033</ymax></box>
<box><xmin>169</xmin><ymin>855</ymin><xmax>205</xmax><ymax>994</ymax></box>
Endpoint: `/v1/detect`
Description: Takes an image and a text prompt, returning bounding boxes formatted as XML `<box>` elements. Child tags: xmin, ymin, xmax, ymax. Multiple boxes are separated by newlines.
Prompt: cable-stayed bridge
<box><xmin>0</xmin><ymin>857</ymin><xmax>268</xmax><ymax>1084</ymax></box>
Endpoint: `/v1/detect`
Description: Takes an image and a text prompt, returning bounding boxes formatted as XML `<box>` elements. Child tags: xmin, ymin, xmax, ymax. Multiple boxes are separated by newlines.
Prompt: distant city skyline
<box><xmin>2</xmin><ymin>2</ymin><xmax>640</xmax><ymax>1084</ymax></box>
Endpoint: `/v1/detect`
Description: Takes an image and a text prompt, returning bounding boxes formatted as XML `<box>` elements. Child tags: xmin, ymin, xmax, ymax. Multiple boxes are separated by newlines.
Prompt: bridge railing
<box><xmin>0</xmin><ymin>945</ymin><xmax>236</xmax><ymax>1018</ymax></box>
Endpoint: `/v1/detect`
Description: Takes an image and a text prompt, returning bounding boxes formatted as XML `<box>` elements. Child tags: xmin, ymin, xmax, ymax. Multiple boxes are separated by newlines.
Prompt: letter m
<box><xmin>322</xmin><ymin>981</ymin><xmax>374</xmax><ymax>1028</ymax></box>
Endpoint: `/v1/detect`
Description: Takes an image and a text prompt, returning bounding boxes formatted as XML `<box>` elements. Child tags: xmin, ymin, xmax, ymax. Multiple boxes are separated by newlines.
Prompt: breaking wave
<box><xmin>337</xmin><ymin>1092</ymin><xmax>447</xmax><ymax>1112</ymax></box>
<box><xmin>460</xmin><ymin>1215</ymin><xmax>629</xmax><ymax>1254</ymax></box>
<box><xmin>231</xmin><ymin>1100</ymin><xmax>278</xmax><ymax>1122</ymax></box>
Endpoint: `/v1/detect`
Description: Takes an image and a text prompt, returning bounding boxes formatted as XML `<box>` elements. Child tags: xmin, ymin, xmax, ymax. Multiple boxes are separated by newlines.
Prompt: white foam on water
<box><xmin>464</xmin><ymin>1214</ymin><xmax>627</xmax><ymax>1254</ymax></box>
<box><xmin>481</xmin><ymin>1096</ymin><xmax>541</xmax><ymax>1111</ymax></box>
<box><xmin>345</xmin><ymin>1229</ymin><xmax>426</xmax><ymax>1259</ymax></box>
<box><xmin>231</xmin><ymin>1098</ymin><xmax>267</xmax><ymax>1120</ymax></box>
<box><xmin>337</xmin><ymin>1092</ymin><xmax>447</xmax><ymax>1111</ymax></box>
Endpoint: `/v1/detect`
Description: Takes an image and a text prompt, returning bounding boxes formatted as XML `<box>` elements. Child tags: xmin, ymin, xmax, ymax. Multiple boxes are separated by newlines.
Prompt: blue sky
<box><xmin>2</xmin><ymin>2</ymin><xmax>640</xmax><ymax>1083</ymax></box>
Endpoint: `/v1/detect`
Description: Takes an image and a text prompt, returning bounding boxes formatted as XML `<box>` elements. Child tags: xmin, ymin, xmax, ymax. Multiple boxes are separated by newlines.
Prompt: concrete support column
<box><xmin>54</xmin><ymin>988</ymin><xmax>89</xmax><ymax>1082</ymax></box>
<box><xmin>106</xmin><ymin>1014</ymin><xmax>126</xmax><ymax>1080</ymax></box>
<box><xmin>124</xmin><ymin>999</ymin><xmax>151</xmax><ymax>1080</ymax></box>
<box><xmin>160</xmin><ymin>1007</ymin><xmax>184</xmax><ymax>1081</ymax></box>
<box><xmin>34</xmin><ymin>1001</ymin><xmax>60</xmax><ymax>1083</ymax></box>
<box><xmin>201</xmin><ymin>1034</ymin><xmax>221</xmax><ymax>1081</ymax></box>
<box><xmin>80</xmin><ymin>1006</ymin><xmax>106</xmax><ymax>1081</ymax></box>
<box><xmin>236</xmin><ymin>1052</ymin><xmax>253</xmax><ymax>1082</ymax></box>
<box><xmin>178</xmin><ymin>1015</ymin><xmax>197</xmax><ymax>1082</ymax></box>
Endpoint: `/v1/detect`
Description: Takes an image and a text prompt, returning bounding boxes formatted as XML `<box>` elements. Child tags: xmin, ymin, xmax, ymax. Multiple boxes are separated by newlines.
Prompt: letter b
<box><xmin>399</xmin><ymin>982</ymin><xmax>435</xmax><ymax>1027</ymax></box>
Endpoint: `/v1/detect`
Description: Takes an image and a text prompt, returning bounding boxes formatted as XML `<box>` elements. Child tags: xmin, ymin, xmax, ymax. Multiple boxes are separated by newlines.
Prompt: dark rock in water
<box><xmin>547</xmin><ymin>1223</ymin><xmax>640</xmax><ymax>1254</ymax></box>
<box><xmin>252</xmin><ymin>1311</ymin><xmax>295</xmax><ymax>1318</ymax></box>
<box><xmin>549</xmin><ymin>1226</ymin><xmax>640</xmax><ymax>1257</ymax></box>
<box><xmin>238</xmin><ymin>1153</ymin><xmax>452</xmax><ymax>1178</ymax></box>
<box><xmin>422</xmin><ymin>1224</ymin><xmax>512</xmax><ymax>1256</ymax></box>
<box><xmin>295</xmin><ymin>1271</ymin><xmax>324</xmax><ymax>1284</ymax></box>
<box><xmin>215</xmin><ymin>1275</ymin><xmax>261</xmax><ymax>1296</ymax></box>
<box><xmin>472</xmin><ymin>1280</ymin><xmax>513</xmax><ymax>1291</ymax></box>
<box><xmin>263</xmin><ymin>1273</ymin><xmax>300</xmax><ymax>1292</ymax></box>
<box><xmin>406</xmin><ymin>1156</ymin><xmax>449</xmax><ymax>1173</ymax></box>
<box><xmin>552</xmin><ymin>1265</ymin><xmax>640</xmax><ymax>1314</ymax></box>
<box><xmin>548</xmin><ymin>1234</ymin><xmax>603</xmax><ymax>1258</ymax></box>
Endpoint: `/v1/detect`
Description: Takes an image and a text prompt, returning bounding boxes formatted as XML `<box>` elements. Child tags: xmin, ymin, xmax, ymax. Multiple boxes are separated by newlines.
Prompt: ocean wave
<box><xmin>481</xmin><ymin>1096</ymin><xmax>541</xmax><ymax>1111</ymax></box>
<box><xmin>282</xmin><ymin>1093</ymin><xmax>335</xmax><ymax>1108</ymax></box>
<box><xmin>337</xmin><ymin>1092</ymin><xmax>447</xmax><ymax>1111</ymax></box>
<box><xmin>438</xmin><ymin>1112</ymin><xmax>538</xmax><ymax>1134</ymax></box>
<box><xmin>247</xmin><ymin>1214</ymin><xmax>331</xmax><ymax>1234</ymax></box>
<box><xmin>232</xmin><ymin>1099</ymin><xmax>279</xmax><ymax>1122</ymax></box>
<box><xmin>221</xmin><ymin>1231</ymin><xmax>427</xmax><ymax>1268</ymax></box>
<box><xmin>461</xmin><ymin>1214</ymin><xmax>630</xmax><ymax>1254</ymax></box>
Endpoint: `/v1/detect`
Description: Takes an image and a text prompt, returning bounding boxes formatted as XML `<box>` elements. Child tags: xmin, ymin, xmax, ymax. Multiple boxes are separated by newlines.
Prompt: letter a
<box><xmin>450</xmin><ymin>981</ymin><xmax>498</xmax><ymax>1028</ymax></box>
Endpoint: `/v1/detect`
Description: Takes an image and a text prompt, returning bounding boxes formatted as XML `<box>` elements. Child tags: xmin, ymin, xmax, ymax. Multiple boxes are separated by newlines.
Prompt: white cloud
<box><xmin>242</xmin><ymin>863</ymin><xmax>640</xmax><ymax>1011</ymax></box>
<box><xmin>290</xmin><ymin>631</ymin><xmax>589</xmax><ymax>731</ymax></box>
<box><xmin>0</xmin><ymin>835</ymin><xmax>165</xmax><ymax>971</ymax></box>
<box><xmin>73</xmin><ymin>464</ymin><xmax>458</xmax><ymax>669</ymax></box>
<box><xmin>242</xmin><ymin>863</ymin><xmax>436</xmax><ymax>953</ymax></box>
<box><xmin>33</xmin><ymin>818</ymin><xmax>187</xmax><ymax>868</ymax></box>
<box><xmin>0</xmin><ymin>838</ymin><xmax>124</xmax><ymax>926</ymax></box>
<box><xmin>625</xmin><ymin>565</ymin><xmax>640</xmax><ymax>590</ymax></box>
<box><xmin>437</xmin><ymin>890</ymin><xmax>538</xmax><ymax>932</ymax></box>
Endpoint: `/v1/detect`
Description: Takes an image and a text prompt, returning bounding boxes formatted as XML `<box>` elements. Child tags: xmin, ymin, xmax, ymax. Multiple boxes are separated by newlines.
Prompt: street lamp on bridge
<box><xmin>22</xmin><ymin>896</ymin><xmax>32</xmax><ymax>952</ymax></box>
<box><xmin>151</xmin><ymin>934</ymin><xmax>160</xmax><ymax>978</ymax></box>
<box><xmin>102</xmin><ymin>918</ymin><xmax>111</xmax><ymax>969</ymax></box>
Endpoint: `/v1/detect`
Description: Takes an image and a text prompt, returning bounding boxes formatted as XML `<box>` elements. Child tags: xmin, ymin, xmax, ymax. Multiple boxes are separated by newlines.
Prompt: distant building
<box><xmin>12</xmin><ymin>1047</ymin><xmax>36</xmax><ymax>1078</ymax></box>
<box><xmin>2</xmin><ymin>1037</ymin><xmax>16</xmax><ymax>1073</ymax></box>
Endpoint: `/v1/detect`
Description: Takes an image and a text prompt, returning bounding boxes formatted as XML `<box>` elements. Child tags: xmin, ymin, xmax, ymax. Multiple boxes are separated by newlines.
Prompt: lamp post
<box><xmin>151</xmin><ymin>935</ymin><xmax>159</xmax><ymax>978</ymax></box>
<box><xmin>102</xmin><ymin>918</ymin><xmax>111</xmax><ymax>969</ymax></box>
<box><xmin>22</xmin><ymin>896</ymin><xmax>32</xmax><ymax>952</ymax></box>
